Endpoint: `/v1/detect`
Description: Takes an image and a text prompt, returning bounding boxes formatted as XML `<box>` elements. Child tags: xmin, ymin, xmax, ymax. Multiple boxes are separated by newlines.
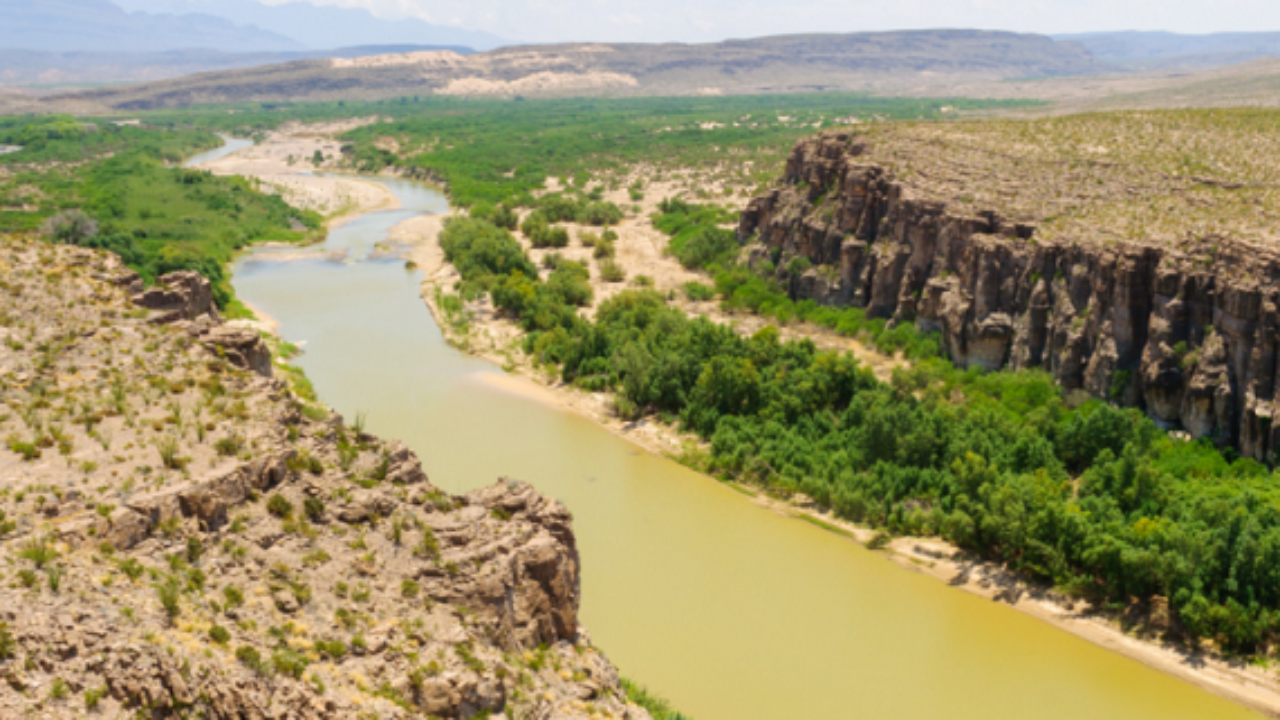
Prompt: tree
<box><xmin>42</xmin><ymin>210</ymin><xmax>98</xmax><ymax>246</ymax></box>
<box><xmin>616</xmin><ymin>342</ymin><xmax>653</xmax><ymax>409</ymax></box>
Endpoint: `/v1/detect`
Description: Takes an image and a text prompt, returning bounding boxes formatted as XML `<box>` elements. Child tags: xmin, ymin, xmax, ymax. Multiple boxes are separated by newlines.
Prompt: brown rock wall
<box><xmin>741</xmin><ymin>132</ymin><xmax>1280</xmax><ymax>462</ymax></box>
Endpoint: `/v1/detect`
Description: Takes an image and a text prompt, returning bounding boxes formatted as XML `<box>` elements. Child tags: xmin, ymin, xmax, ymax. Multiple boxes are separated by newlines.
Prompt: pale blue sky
<box><xmin>258</xmin><ymin>0</ymin><xmax>1279</xmax><ymax>43</ymax></box>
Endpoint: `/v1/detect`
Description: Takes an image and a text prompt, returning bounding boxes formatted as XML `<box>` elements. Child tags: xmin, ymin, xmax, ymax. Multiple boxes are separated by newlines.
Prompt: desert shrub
<box><xmin>598</xmin><ymin>260</ymin><xmax>626</xmax><ymax>283</ymax></box>
<box><xmin>682</xmin><ymin>282</ymin><xmax>716</xmax><ymax>301</ymax></box>
<box><xmin>42</xmin><ymin>210</ymin><xmax>99</xmax><ymax>246</ymax></box>
<box><xmin>267</xmin><ymin>494</ymin><xmax>294</xmax><ymax>518</ymax></box>
<box><xmin>209</xmin><ymin>625</ymin><xmax>231</xmax><ymax>644</ymax></box>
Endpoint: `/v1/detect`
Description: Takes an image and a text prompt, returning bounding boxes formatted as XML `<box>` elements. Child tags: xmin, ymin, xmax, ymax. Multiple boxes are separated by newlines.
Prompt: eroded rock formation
<box><xmin>0</xmin><ymin>238</ymin><xmax>650</xmax><ymax>719</ymax></box>
<box><xmin>741</xmin><ymin>132</ymin><xmax>1280</xmax><ymax>462</ymax></box>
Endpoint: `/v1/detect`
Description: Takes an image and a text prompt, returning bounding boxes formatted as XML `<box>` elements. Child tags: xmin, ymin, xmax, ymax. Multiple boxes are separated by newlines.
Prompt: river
<box><xmin>184</xmin><ymin>135</ymin><xmax>254</xmax><ymax>168</ymax></box>
<box><xmin>230</xmin><ymin>174</ymin><xmax>1260</xmax><ymax>720</ymax></box>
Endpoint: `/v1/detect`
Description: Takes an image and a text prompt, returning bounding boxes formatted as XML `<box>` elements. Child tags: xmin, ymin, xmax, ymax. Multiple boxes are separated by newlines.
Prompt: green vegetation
<box><xmin>621</xmin><ymin>678</ymin><xmax>691</xmax><ymax>720</ymax></box>
<box><xmin>340</xmin><ymin>95</ymin><xmax>1027</xmax><ymax>207</ymax></box>
<box><xmin>2</xmin><ymin>95</ymin><xmax>1021</xmax><ymax>317</ymax></box>
<box><xmin>654</xmin><ymin>198</ymin><xmax>740</xmax><ymax>270</ymax></box>
<box><xmin>441</xmin><ymin>209</ymin><xmax>1280</xmax><ymax>656</ymax></box>
<box><xmin>651</xmin><ymin>200</ymin><xmax>941</xmax><ymax>360</ymax></box>
<box><xmin>0</xmin><ymin>115</ymin><xmax>321</xmax><ymax>311</ymax></box>
<box><xmin>143</xmin><ymin>94</ymin><xmax>1029</xmax><ymax>208</ymax></box>
<box><xmin>682</xmin><ymin>282</ymin><xmax>717</xmax><ymax>302</ymax></box>
<box><xmin>267</xmin><ymin>494</ymin><xmax>294</xmax><ymax>519</ymax></box>
<box><xmin>0</xmin><ymin>115</ymin><xmax>213</xmax><ymax>166</ymax></box>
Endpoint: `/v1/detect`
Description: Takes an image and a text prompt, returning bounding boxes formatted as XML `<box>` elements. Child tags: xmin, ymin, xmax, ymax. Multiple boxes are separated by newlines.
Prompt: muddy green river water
<box><xmin>230</xmin><ymin>175</ymin><xmax>1259</xmax><ymax>720</ymax></box>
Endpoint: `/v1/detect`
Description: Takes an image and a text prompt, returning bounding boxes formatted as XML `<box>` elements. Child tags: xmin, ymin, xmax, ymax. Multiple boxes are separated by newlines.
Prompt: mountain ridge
<box><xmin>113</xmin><ymin>0</ymin><xmax>510</xmax><ymax>52</ymax></box>
<box><xmin>0</xmin><ymin>0</ymin><xmax>304</xmax><ymax>53</ymax></box>
<box><xmin>1055</xmin><ymin>30</ymin><xmax>1280</xmax><ymax>70</ymax></box>
<box><xmin>57</xmin><ymin>29</ymin><xmax>1107</xmax><ymax>109</ymax></box>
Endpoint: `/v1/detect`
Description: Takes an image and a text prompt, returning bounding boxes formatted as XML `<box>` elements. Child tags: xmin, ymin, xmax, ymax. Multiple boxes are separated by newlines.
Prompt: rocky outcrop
<box><xmin>130</xmin><ymin>270</ymin><xmax>274</xmax><ymax>377</ymax></box>
<box><xmin>132</xmin><ymin>270</ymin><xmax>216</xmax><ymax>323</ymax></box>
<box><xmin>0</xmin><ymin>237</ymin><xmax>649</xmax><ymax>720</ymax></box>
<box><xmin>200</xmin><ymin>325</ymin><xmax>273</xmax><ymax>377</ymax></box>
<box><xmin>741</xmin><ymin>132</ymin><xmax>1280</xmax><ymax>462</ymax></box>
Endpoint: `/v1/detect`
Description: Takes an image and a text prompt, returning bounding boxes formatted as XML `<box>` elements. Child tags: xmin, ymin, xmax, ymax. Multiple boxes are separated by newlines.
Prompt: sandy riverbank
<box><xmin>396</xmin><ymin>204</ymin><xmax>1280</xmax><ymax>720</ymax></box>
<box><xmin>198</xmin><ymin>119</ymin><xmax>398</xmax><ymax>224</ymax></box>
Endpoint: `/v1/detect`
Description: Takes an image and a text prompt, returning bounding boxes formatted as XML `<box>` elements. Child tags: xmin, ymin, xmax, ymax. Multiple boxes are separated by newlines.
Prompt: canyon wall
<box><xmin>739</xmin><ymin>132</ymin><xmax>1280</xmax><ymax>463</ymax></box>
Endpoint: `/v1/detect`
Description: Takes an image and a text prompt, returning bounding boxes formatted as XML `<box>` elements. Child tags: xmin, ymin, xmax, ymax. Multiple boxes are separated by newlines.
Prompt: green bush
<box><xmin>655</xmin><ymin>199</ymin><xmax>740</xmax><ymax>270</ymax></box>
<box><xmin>682</xmin><ymin>282</ymin><xmax>716</xmax><ymax>302</ymax></box>
<box><xmin>272</xmin><ymin>649</ymin><xmax>309</xmax><ymax>679</ymax></box>
<box><xmin>156</xmin><ymin>577</ymin><xmax>181</xmax><ymax>619</ymax></box>
<box><xmin>209</xmin><ymin>625</ymin><xmax>231</xmax><ymax>644</ymax></box>
<box><xmin>266</xmin><ymin>494</ymin><xmax>293</xmax><ymax>518</ymax></box>
<box><xmin>599</xmin><ymin>260</ymin><xmax>626</xmax><ymax>283</ymax></box>
<box><xmin>235</xmin><ymin>645</ymin><xmax>265</xmax><ymax>673</ymax></box>
<box><xmin>304</xmin><ymin>496</ymin><xmax>325</xmax><ymax>521</ymax></box>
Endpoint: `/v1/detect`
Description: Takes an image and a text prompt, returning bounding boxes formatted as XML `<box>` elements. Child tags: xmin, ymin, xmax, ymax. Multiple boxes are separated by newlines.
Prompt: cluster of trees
<box><xmin>654</xmin><ymin>198</ymin><xmax>740</xmax><ymax>270</ymax></box>
<box><xmin>440</xmin><ymin>217</ymin><xmax>593</xmax><ymax>332</ymax></box>
<box><xmin>442</xmin><ymin>210</ymin><xmax>1280</xmax><ymax>656</ymax></box>
<box><xmin>531</xmin><ymin>192</ymin><xmax>624</xmax><ymax>227</ymax></box>
<box><xmin>1</xmin><ymin>118</ymin><xmax>321</xmax><ymax>312</ymax></box>
<box><xmin>519</xmin><ymin>213</ymin><xmax>570</xmax><ymax>248</ymax></box>
<box><xmin>649</xmin><ymin>199</ymin><xmax>941</xmax><ymax>361</ymax></box>
<box><xmin>0</xmin><ymin>116</ymin><xmax>219</xmax><ymax>165</ymax></box>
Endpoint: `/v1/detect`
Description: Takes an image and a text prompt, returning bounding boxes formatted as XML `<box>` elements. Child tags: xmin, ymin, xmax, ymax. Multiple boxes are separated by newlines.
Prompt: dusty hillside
<box><xmin>55</xmin><ymin>30</ymin><xmax>1103</xmax><ymax>109</ymax></box>
<box><xmin>908</xmin><ymin>58</ymin><xmax>1280</xmax><ymax>113</ymax></box>
<box><xmin>0</xmin><ymin>236</ymin><xmax>650</xmax><ymax>719</ymax></box>
<box><xmin>740</xmin><ymin>109</ymin><xmax>1280</xmax><ymax>462</ymax></box>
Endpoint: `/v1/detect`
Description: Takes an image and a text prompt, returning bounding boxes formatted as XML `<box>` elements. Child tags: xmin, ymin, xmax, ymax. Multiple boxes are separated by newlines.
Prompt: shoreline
<box><xmin>210</xmin><ymin>120</ymin><xmax>1280</xmax><ymax>717</ymax></box>
<box><xmin>402</xmin><ymin>228</ymin><xmax>1280</xmax><ymax>720</ymax></box>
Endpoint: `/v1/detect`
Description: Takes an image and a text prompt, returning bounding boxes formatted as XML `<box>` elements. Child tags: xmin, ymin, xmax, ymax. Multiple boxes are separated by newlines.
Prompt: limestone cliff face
<box><xmin>740</xmin><ymin>132</ymin><xmax>1280</xmax><ymax>462</ymax></box>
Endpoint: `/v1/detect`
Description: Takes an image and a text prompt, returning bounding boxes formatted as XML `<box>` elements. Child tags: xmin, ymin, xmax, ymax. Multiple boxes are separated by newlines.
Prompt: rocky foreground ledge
<box><xmin>0</xmin><ymin>237</ymin><xmax>651</xmax><ymax>719</ymax></box>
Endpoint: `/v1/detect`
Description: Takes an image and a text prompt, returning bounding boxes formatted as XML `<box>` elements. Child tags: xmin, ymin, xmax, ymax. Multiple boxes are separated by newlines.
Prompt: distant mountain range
<box><xmin>0</xmin><ymin>0</ymin><xmax>303</xmax><ymax>53</ymax></box>
<box><xmin>0</xmin><ymin>0</ymin><xmax>506</xmax><ymax>57</ymax></box>
<box><xmin>4</xmin><ymin>1</ymin><xmax>1280</xmax><ymax>97</ymax></box>
<box><xmin>1056</xmin><ymin>31</ymin><xmax>1280</xmax><ymax>70</ymax></box>
<box><xmin>58</xmin><ymin>30</ymin><xmax>1108</xmax><ymax>109</ymax></box>
<box><xmin>0</xmin><ymin>46</ymin><xmax>475</xmax><ymax>88</ymax></box>
<box><xmin>113</xmin><ymin>0</ymin><xmax>509</xmax><ymax>52</ymax></box>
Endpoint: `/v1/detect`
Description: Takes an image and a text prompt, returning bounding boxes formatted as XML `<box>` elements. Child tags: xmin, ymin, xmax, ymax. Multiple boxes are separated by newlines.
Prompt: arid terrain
<box><xmin>0</xmin><ymin>237</ymin><xmax>652</xmax><ymax>717</ymax></box>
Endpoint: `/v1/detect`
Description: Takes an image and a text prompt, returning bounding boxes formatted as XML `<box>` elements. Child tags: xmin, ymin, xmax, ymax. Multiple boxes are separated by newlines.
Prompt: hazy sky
<box><xmin>252</xmin><ymin>0</ymin><xmax>1280</xmax><ymax>43</ymax></box>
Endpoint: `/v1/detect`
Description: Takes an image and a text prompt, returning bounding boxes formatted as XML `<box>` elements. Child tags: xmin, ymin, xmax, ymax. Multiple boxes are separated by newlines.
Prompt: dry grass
<box><xmin>850</xmin><ymin>108</ymin><xmax>1280</xmax><ymax>254</ymax></box>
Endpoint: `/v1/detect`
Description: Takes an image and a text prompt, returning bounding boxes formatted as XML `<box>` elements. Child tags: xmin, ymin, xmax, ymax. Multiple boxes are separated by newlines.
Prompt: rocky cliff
<box><xmin>740</xmin><ymin>126</ymin><xmax>1280</xmax><ymax>463</ymax></box>
<box><xmin>0</xmin><ymin>237</ymin><xmax>649</xmax><ymax>718</ymax></box>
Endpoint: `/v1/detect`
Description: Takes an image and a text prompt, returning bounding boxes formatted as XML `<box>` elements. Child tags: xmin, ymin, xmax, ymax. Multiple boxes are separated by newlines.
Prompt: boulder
<box><xmin>338</xmin><ymin>489</ymin><xmax>398</xmax><ymax>524</ymax></box>
<box><xmin>131</xmin><ymin>271</ymin><xmax>215</xmax><ymax>323</ymax></box>
<box><xmin>200</xmin><ymin>326</ymin><xmax>272</xmax><ymax>377</ymax></box>
<box><xmin>101</xmin><ymin>507</ymin><xmax>151</xmax><ymax>551</ymax></box>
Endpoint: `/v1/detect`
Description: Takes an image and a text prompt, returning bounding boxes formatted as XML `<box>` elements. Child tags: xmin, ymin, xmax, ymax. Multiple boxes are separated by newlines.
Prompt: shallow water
<box><xmin>231</xmin><ymin>175</ymin><xmax>1260</xmax><ymax>720</ymax></box>
<box><xmin>184</xmin><ymin>135</ymin><xmax>253</xmax><ymax>168</ymax></box>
